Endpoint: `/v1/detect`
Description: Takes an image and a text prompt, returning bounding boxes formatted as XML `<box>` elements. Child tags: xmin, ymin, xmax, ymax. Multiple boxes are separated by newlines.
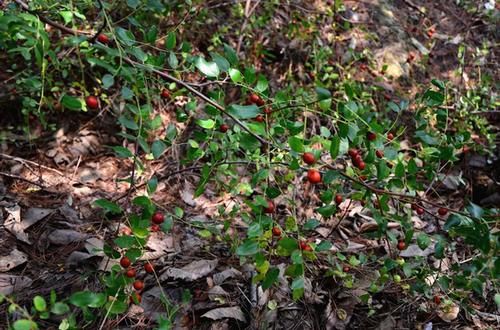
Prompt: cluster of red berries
<box><xmin>119</xmin><ymin>255</ymin><xmax>155</xmax><ymax>304</ymax></box>
<box><xmin>348</xmin><ymin>148</ymin><xmax>366</xmax><ymax>170</ymax></box>
<box><xmin>301</xmin><ymin>152</ymin><xmax>322</xmax><ymax>184</ymax></box>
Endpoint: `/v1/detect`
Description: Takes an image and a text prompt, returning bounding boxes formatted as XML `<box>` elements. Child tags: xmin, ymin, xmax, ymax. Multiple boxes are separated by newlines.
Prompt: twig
<box><xmin>0</xmin><ymin>171</ymin><xmax>46</xmax><ymax>188</ymax></box>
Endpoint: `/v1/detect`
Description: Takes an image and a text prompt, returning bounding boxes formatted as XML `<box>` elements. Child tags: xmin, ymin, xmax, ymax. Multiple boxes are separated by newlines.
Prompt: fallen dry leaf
<box><xmin>0</xmin><ymin>248</ymin><xmax>28</xmax><ymax>272</ymax></box>
<box><xmin>437</xmin><ymin>302</ymin><xmax>460</xmax><ymax>322</ymax></box>
<box><xmin>202</xmin><ymin>306</ymin><xmax>246</xmax><ymax>322</ymax></box>
<box><xmin>160</xmin><ymin>259</ymin><xmax>218</xmax><ymax>281</ymax></box>
<box><xmin>0</xmin><ymin>274</ymin><xmax>33</xmax><ymax>295</ymax></box>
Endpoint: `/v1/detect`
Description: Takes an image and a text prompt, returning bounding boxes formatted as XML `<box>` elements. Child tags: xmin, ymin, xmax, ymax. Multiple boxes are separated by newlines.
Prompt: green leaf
<box><xmin>116</xmin><ymin>27</ymin><xmax>136</xmax><ymax>46</ymax></box>
<box><xmin>111</xmin><ymin>146</ymin><xmax>134</xmax><ymax>158</ymax></box>
<box><xmin>316</xmin><ymin>204</ymin><xmax>336</xmax><ymax>218</ymax></box>
<box><xmin>102</xmin><ymin>74</ymin><xmax>114</xmax><ymax>89</ymax></box>
<box><xmin>303</xmin><ymin>219</ymin><xmax>320</xmax><ymax>231</ymax></box>
<box><xmin>147</xmin><ymin>176</ymin><xmax>158</xmax><ymax>194</ymax></box>
<box><xmin>330</xmin><ymin>135</ymin><xmax>340</xmax><ymax>159</ymax></box>
<box><xmin>262</xmin><ymin>268</ymin><xmax>279</xmax><ymax>290</ymax></box>
<box><xmin>236</xmin><ymin>240</ymin><xmax>259</xmax><ymax>256</ymax></box>
<box><xmin>315</xmin><ymin>87</ymin><xmax>331</xmax><ymax>100</ymax></box>
<box><xmin>316</xmin><ymin>240</ymin><xmax>332</xmax><ymax>252</ymax></box>
<box><xmin>33</xmin><ymin>296</ymin><xmax>47</xmax><ymax>312</ymax></box>
<box><xmin>61</xmin><ymin>95</ymin><xmax>82</xmax><ymax>111</ymax></box>
<box><xmin>228</xmin><ymin>104</ymin><xmax>260</xmax><ymax>119</ymax></box>
<box><xmin>229</xmin><ymin>68</ymin><xmax>242</xmax><ymax>83</ymax></box>
<box><xmin>69</xmin><ymin>291</ymin><xmax>106</xmax><ymax>308</ymax></box>
<box><xmin>121</xmin><ymin>86</ymin><xmax>134</xmax><ymax>100</ymax></box>
<box><xmin>168</xmin><ymin>52</ymin><xmax>178</xmax><ymax>69</ymax></box>
<box><xmin>114</xmin><ymin>235</ymin><xmax>136</xmax><ymax>248</ymax></box>
<box><xmin>423</xmin><ymin>90</ymin><xmax>444</xmax><ymax>106</ymax></box>
<box><xmin>194</xmin><ymin>57</ymin><xmax>219</xmax><ymax>77</ymax></box>
<box><xmin>59</xmin><ymin>11</ymin><xmax>73</xmax><ymax>24</ymax></box>
<box><xmin>291</xmin><ymin>277</ymin><xmax>304</xmax><ymax>300</ymax></box>
<box><xmin>105</xmin><ymin>300</ymin><xmax>128</xmax><ymax>315</ymax></box>
<box><xmin>51</xmin><ymin>302</ymin><xmax>70</xmax><ymax>315</ymax></box>
<box><xmin>94</xmin><ymin>199</ymin><xmax>122</xmax><ymax>214</ymax></box>
<box><xmin>166</xmin><ymin>32</ymin><xmax>176</xmax><ymax>50</ymax></box>
<box><xmin>255</xmin><ymin>75</ymin><xmax>269</xmax><ymax>92</ymax></box>
<box><xmin>277</xmin><ymin>237</ymin><xmax>298</xmax><ymax>253</ymax></box>
<box><xmin>118</xmin><ymin>115</ymin><xmax>138</xmax><ymax>130</ymax></box>
<box><xmin>431</xmin><ymin>79</ymin><xmax>445</xmax><ymax>90</ymax></box>
<box><xmin>127</xmin><ymin>0</ymin><xmax>139</xmax><ymax>9</ymax></box>
<box><xmin>13</xmin><ymin>320</ymin><xmax>38</xmax><ymax>330</ymax></box>
<box><xmin>495</xmin><ymin>293</ymin><xmax>500</xmax><ymax>309</ymax></box>
<box><xmin>288</xmin><ymin>136</ymin><xmax>304</xmax><ymax>153</ymax></box>
<box><xmin>223</xmin><ymin>44</ymin><xmax>238</xmax><ymax>65</ymax></box>
<box><xmin>197</xmin><ymin>119</ymin><xmax>215</xmax><ymax>129</ymax></box>
<box><xmin>125</xmin><ymin>247</ymin><xmax>142</xmax><ymax>261</ymax></box>
<box><xmin>151</xmin><ymin>140</ymin><xmax>167</xmax><ymax>159</ymax></box>
<box><xmin>416</xmin><ymin>233</ymin><xmax>430</xmax><ymax>250</ymax></box>
<box><xmin>210</xmin><ymin>52</ymin><xmax>230</xmax><ymax>72</ymax></box>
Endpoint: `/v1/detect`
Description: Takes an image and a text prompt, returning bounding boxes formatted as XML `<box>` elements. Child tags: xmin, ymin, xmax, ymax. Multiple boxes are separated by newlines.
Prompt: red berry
<box><xmin>359</xmin><ymin>175</ymin><xmax>367</xmax><ymax>181</ymax></box>
<box><xmin>264</xmin><ymin>200</ymin><xmax>275</xmax><ymax>214</ymax></box>
<box><xmin>249</xmin><ymin>94</ymin><xmax>260</xmax><ymax>104</ymax></box>
<box><xmin>302</xmin><ymin>152</ymin><xmax>316</xmax><ymax>165</ymax></box>
<box><xmin>376</xmin><ymin>150</ymin><xmax>384</xmax><ymax>158</ymax></box>
<box><xmin>387</xmin><ymin>133</ymin><xmax>394</xmax><ymax>140</ymax></box>
<box><xmin>219</xmin><ymin>124</ymin><xmax>229</xmax><ymax>133</ymax></box>
<box><xmin>357</xmin><ymin>161</ymin><xmax>366</xmax><ymax>170</ymax></box>
<box><xmin>85</xmin><ymin>96</ymin><xmax>99</xmax><ymax>109</ymax></box>
<box><xmin>144</xmin><ymin>262</ymin><xmax>155</xmax><ymax>273</ymax></box>
<box><xmin>256</xmin><ymin>98</ymin><xmax>265</xmax><ymax>106</ymax></box>
<box><xmin>438</xmin><ymin>208</ymin><xmax>448</xmax><ymax>216</ymax></box>
<box><xmin>335</xmin><ymin>194</ymin><xmax>343</xmax><ymax>205</ymax></box>
<box><xmin>411</xmin><ymin>204</ymin><xmax>418</xmax><ymax>211</ymax></box>
<box><xmin>343</xmin><ymin>266</ymin><xmax>350</xmax><ymax>272</ymax></box>
<box><xmin>152</xmin><ymin>212</ymin><xmax>164</xmax><ymax>224</ymax></box>
<box><xmin>299</xmin><ymin>241</ymin><xmax>311</xmax><ymax>251</ymax></box>
<box><xmin>125</xmin><ymin>268</ymin><xmax>136</xmax><ymax>278</ymax></box>
<box><xmin>416</xmin><ymin>207</ymin><xmax>424</xmax><ymax>215</ymax></box>
<box><xmin>397</xmin><ymin>240</ymin><xmax>406</xmax><ymax>251</ymax></box>
<box><xmin>161</xmin><ymin>89</ymin><xmax>170</xmax><ymax>99</ymax></box>
<box><xmin>307</xmin><ymin>169</ymin><xmax>321</xmax><ymax>184</ymax></box>
<box><xmin>353</xmin><ymin>154</ymin><xmax>363</xmax><ymax>167</ymax></box>
<box><xmin>264</xmin><ymin>107</ymin><xmax>272</xmax><ymax>115</ymax></box>
<box><xmin>151</xmin><ymin>224</ymin><xmax>161</xmax><ymax>232</ymax></box>
<box><xmin>120</xmin><ymin>256</ymin><xmax>131</xmax><ymax>268</ymax></box>
<box><xmin>133</xmin><ymin>280</ymin><xmax>144</xmax><ymax>291</ymax></box>
<box><xmin>407</xmin><ymin>52</ymin><xmax>416</xmax><ymax>63</ymax></box>
<box><xmin>130</xmin><ymin>292</ymin><xmax>141</xmax><ymax>304</ymax></box>
<box><xmin>360</xmin><ymin>63</ymin><xmax>368</xmax><ymax>71</ymax></box>
<box><xmin>255</xmin><ymin>115</ymin><xmax>264</xmax><ymax>123</ymax></box>
<box><xmin>434</xmin><ymin>295</ymin><xmax>441</xmax><ymax>305</ymax></box>
<box><xmin>348</xmin><ymin>149</ymin><xmax>359</xmax><ymax>158</ymax></box>
<box><xmin>367</xmin><ymin>132</ymin><xmax>377</xmax><ymax>141</ymax></box>
<box><xmin>272</xmin><ymin>226</ymin><xmax>281</xmax><ymax>236</ymax></box>
<box><xmin>97</xmin><ymin>34</ymin><xmax>109</xmax><ymax>44</ymax></box>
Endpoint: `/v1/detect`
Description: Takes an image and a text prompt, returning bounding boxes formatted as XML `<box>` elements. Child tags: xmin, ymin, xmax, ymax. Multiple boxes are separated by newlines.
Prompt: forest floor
<box><xmin>1</xmin><ymin>1</ymin><xmax>499</xmax><ymax>329</ymax></box>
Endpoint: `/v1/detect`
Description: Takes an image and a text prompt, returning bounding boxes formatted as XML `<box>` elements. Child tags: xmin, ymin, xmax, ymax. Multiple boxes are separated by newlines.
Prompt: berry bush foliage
<box><xmin>0</xmin><ymin>0</ymin><xmax>499</xmax><ymax>329</ymax></box>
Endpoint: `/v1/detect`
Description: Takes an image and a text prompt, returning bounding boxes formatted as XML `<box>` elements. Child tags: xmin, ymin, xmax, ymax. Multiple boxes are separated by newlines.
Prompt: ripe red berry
<box><xmin>152</xmin><ymin>212</ymin><xmax>164</xmax><ymax>224</ymax></box>
<box><xmin>133</xmin><ymin>280</ymin><xmax>144</xmax><ymax>291</ymax></box>
<box><xmin>256</xmin><ymin>98</ymin><xmax>265</xmax><ymax>106</ymax></box>
<box><xmin>264</xmin><ymin>200</ymin><xmax>275</xmax><ymax>214</ymax></box>
<box><xmin>125</xmin><ymin>268</ymin><xmax>136</xmax><ymax>278</ymax></box>
<box><xmin>376</xmin><ymin>150</ymin><xmax>384</xmax><ymax>158</ymax></box>
<box><xmin>151</xmin><ymin>224</ymin><xmax>161</xmax><ymax>232</ymax></box>
<box><xmin>367</xmin><ymin>132</ymin><xmax>377</xmax><ymax>141</ymax></box>
<box><xmin>120</xmin><ymin>256</ymin><xmax>131</xmax><ymax>268</ymax></box>
<box><xmin>434</xmin><ymin>295</ymin><xmax>441</xmax><ymax>305</ymax></box>
<box><xmin>249</xmin><ymin>94</ymin><xmax>260</xmax><ymax>104</ymax></box>
<box><xmin>299</xmin><ymin>241</ymin><xmax>311</xmax><ymax>251</ymax></box>
<box><xmin>416</xmin><ymin>207</ymin><xmax>424</xmax><ymax>215</ymax></box>
<box><xmin>144</xmin><ymin>262</ymin><xmax>155</xmax><ymax>273</ymax></box>
<box><xmin>335</xmin><ymin>194</ymin><xmax>343</xmax><ymax>205</ymax></box>
<box><xmin>438</xmin><ymin>208</ymin><xmax>448</xmax><ymax>216</ymax></box>
<box><xmin>348</xmin><ymin>149</ymin><xmax>359</xmax><ymax>158</ymax></box>
<box><xmin>264</xmin><ymin>107</ymin><xmax>272</xmax><ymax>115</ymax></box>
<box><xmin>357</xmin><ymin>161</ymin><xmax>366</xmax><ymax>170</ymax></box>
<box><xmin>161</xmin><ymin>89</ymin><xmax>170</xmax><ymax>99</ymax></box>
<box><xmin>219</xmin><ymin>124</ymin><xmax>229</xmax><ymax>133</ymax></box>
<box><xmin>360</xmin><ymin>63</ymin><xmax>368</xmax><ymax>71</ymax></box>
<box><xmin>397</xmin><ymin>240</ymin><xmax>406</xmax><ymax>251</ymax></box>
<box><xmin>353</xmin><ymin>154</ymin><xmax>363</xmax><ymax>166</ymax></box>
<box><xmin>272</xmin><ymin>226</ymin><xmax>281</xmax><ymax>236</ymax></box>
<box><xmin>130</xmin><ymin>292</ymin><xmax>141</xmax><ymax>304</ymax></box>
<box><xmin>343</xmin><ymin>266</ymin><xmax>350</xmax><ymax>272</ymax></box>
<box><xmin>97</xmin><ymin>34</ymin><xmax>109</xmax><ymax>44</ymax></box>
<box><xmin>85</xmin><ymin>96</ymin><xmax>99</xmax><ymax>109</ymax></box>
<box><xmin>255</xmin><ymin>115</ymin><xmax>264</xmax><ymax>123</ymax></box>
<box><xmin>302</xmin><ymin>152</ymin><xmax>315</xmax><ymax>165</ymax></box>
<box><xmin>387</xmin><ymin>132</ymin><xmax>394</xmax><ymax>140</ymax></box>
<box><xmin>307</xmin><ymin>169</ymin><xmax>321</xmax><ymax>184</ymax></box>
<box><xmin>407</xmin><ymin>52</ymin><xmax>416</xmax><ymax>63</ymax></box>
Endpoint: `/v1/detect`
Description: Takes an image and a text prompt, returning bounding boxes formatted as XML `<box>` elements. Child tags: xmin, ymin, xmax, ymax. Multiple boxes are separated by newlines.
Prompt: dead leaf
<box><xmin>0</xmin><ymin>248</ymin><xmax>28</xmax><ymax>272</ymax></box>
<box><xmin>399</xmin><ymin>243</ymin><xmax>435</xmax><ymax>258</ymax></box>
<box><xmin>0</xmin><ymin>274</ymin><xmax>33</xmax><ymax>295</ymax></box>
<box><xmin>213</xmin><ymin>268</ymin><xmax>242</xmax><ymax>285</ymax></box>
<box><xmin>160</xmin><ymin>259</ymin><xmax>218</xmax><ymax>281</ymax></box>
<box><xmin>48</xmin><ymin>229</ymin><xmax>88</xmax><ymax>245</ymax></box>
<box><xmin>202</xmin><ymin>306</ymin><xmax>246</xmax><ymax>322</ymax></box>
<box><xmin>437</xmin><ymin>303</ymin><xmax>460</xmax><ymax>322</ymax></box>
<box><xmin>4</xmin><ymin>206</ymin><xmax>54</xmax><ymax>244</ymax></box>
<box><xmin>140</xmin><ymin>232</ymin><xmax>174</xmax><ymax>260</ymax></box>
